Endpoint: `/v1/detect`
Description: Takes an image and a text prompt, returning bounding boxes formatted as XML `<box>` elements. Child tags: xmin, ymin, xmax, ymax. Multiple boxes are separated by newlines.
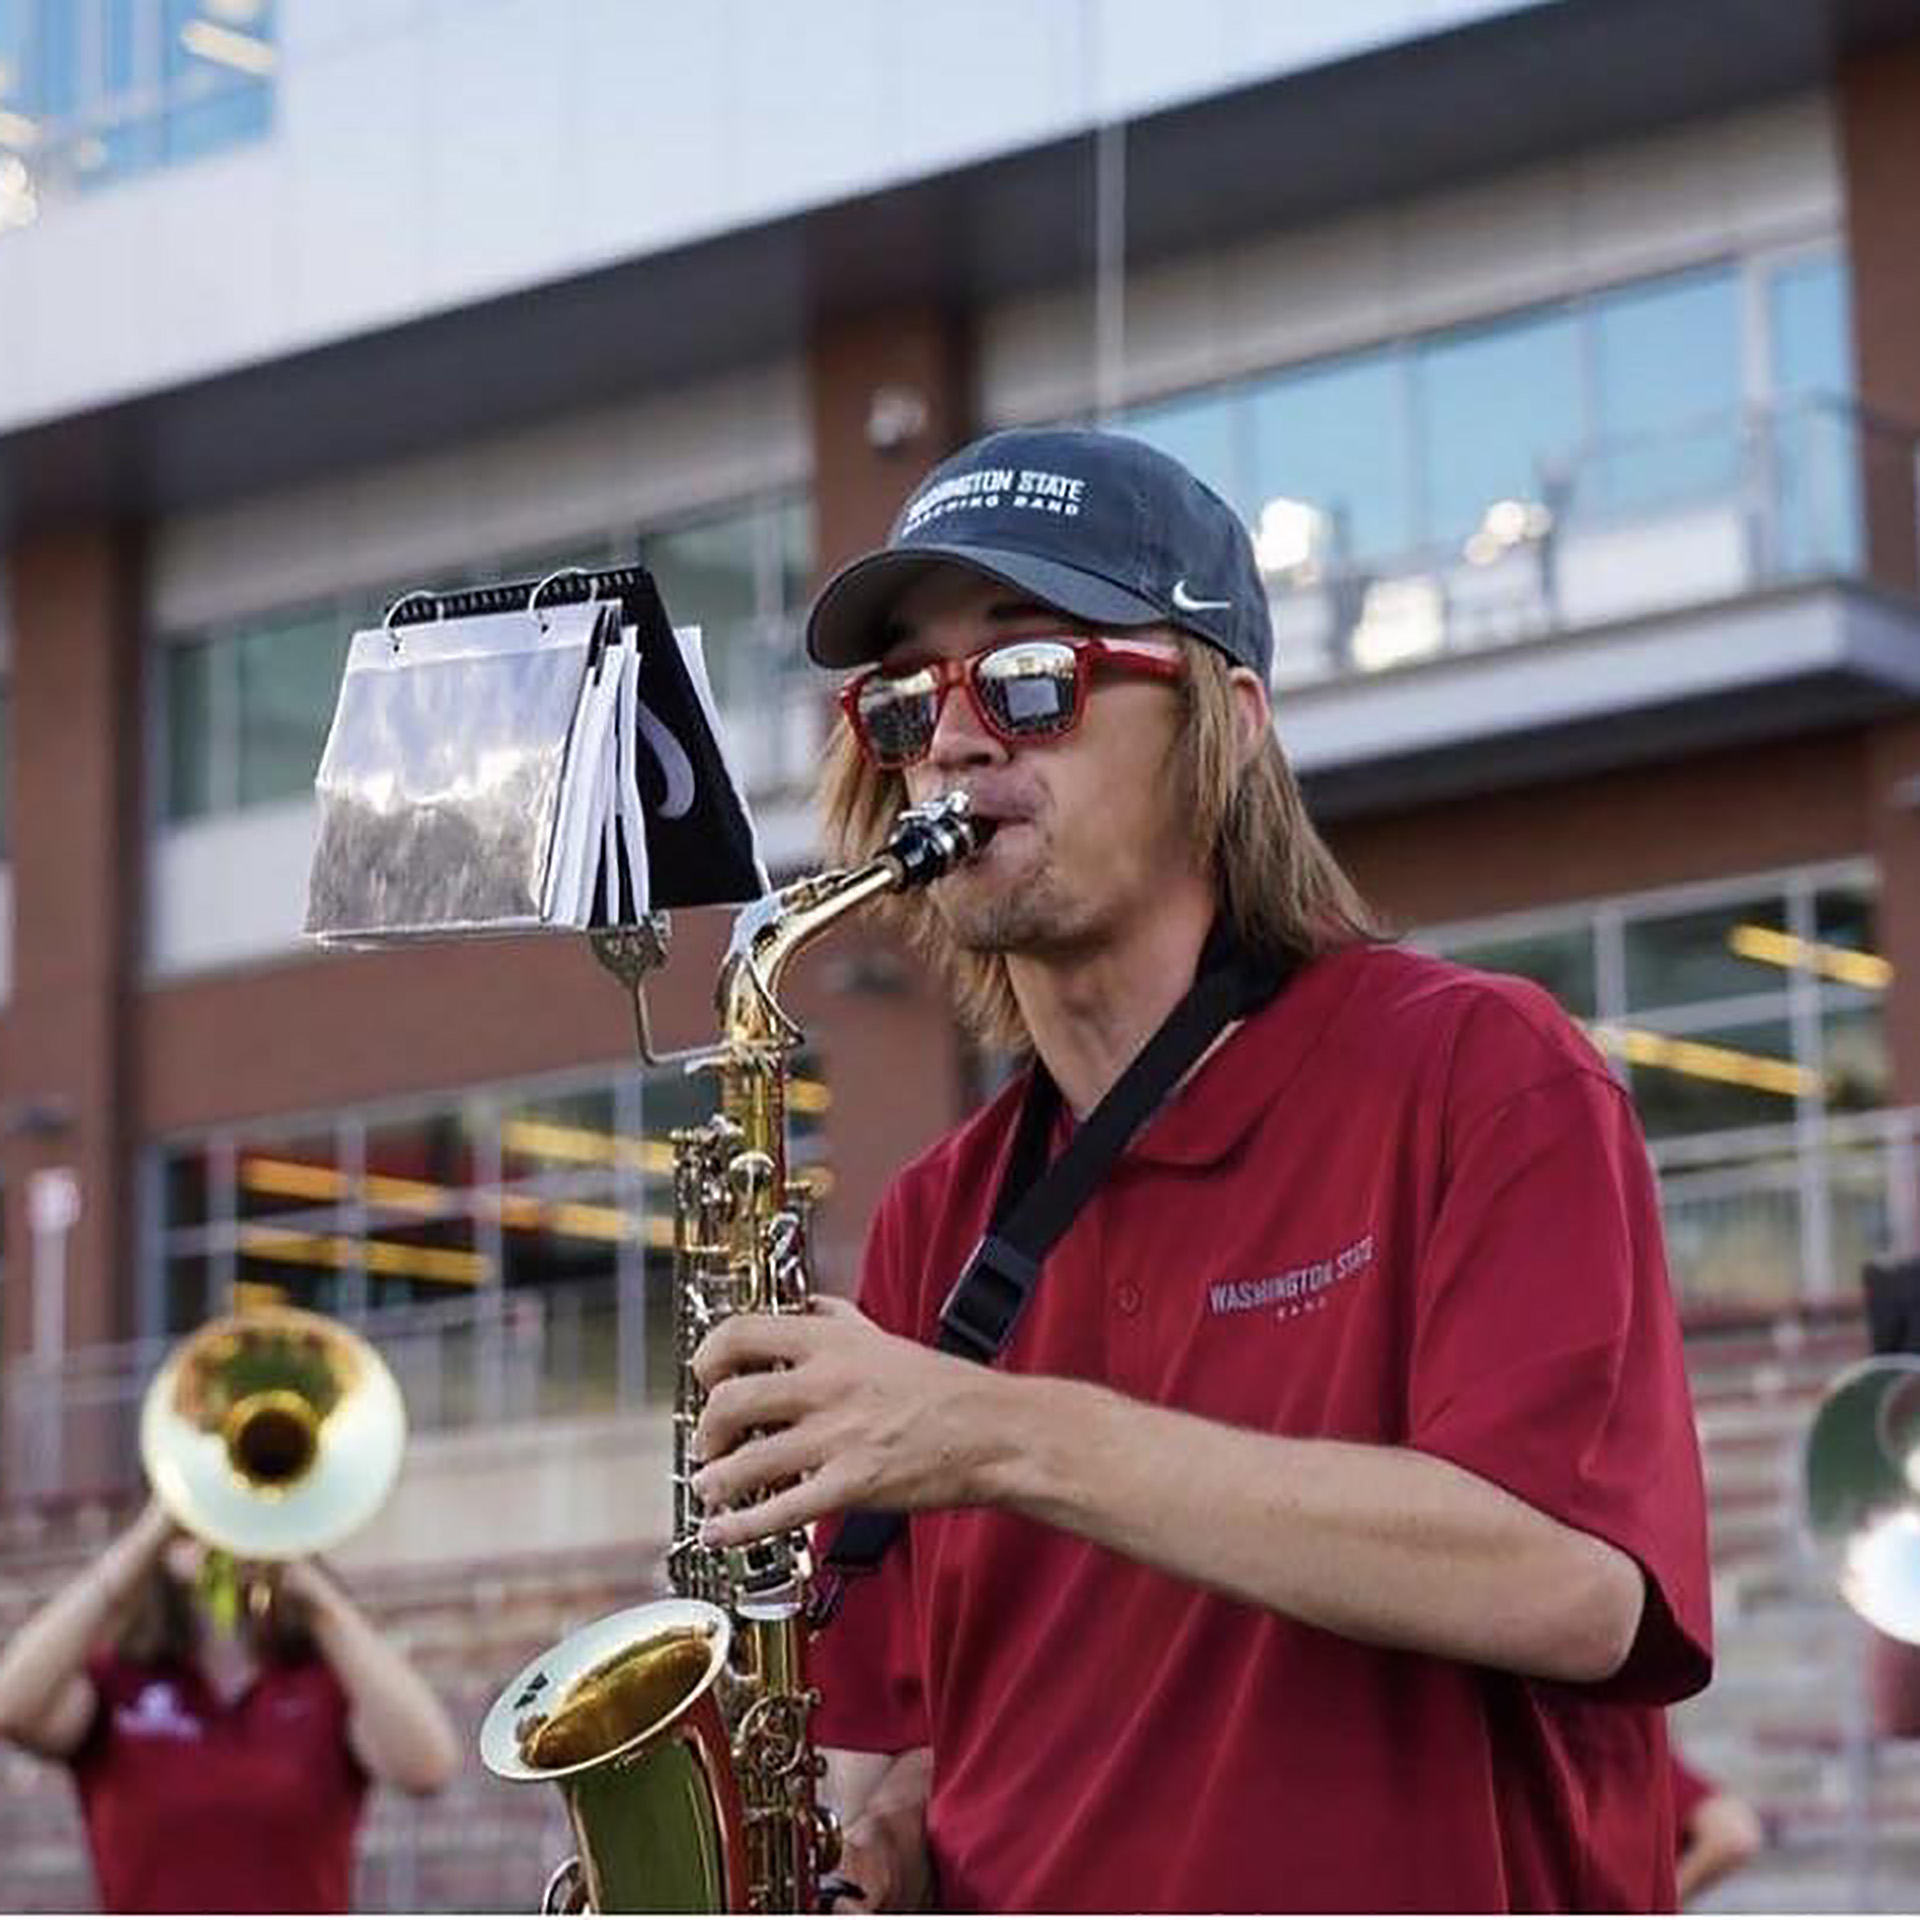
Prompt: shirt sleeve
<box><xmin>1407</xmin><ymin>1008</ymin><xmax>1712</xmax><ymax>1706</ymax></box>
<box><xmin>809</xmin><ymin>1184</ymin><xmax>931</xmax><ymax>1754</ymax></box>
<box><xmin>67</xmin><ymin>1649</ymin><xmax>119</xmax><ymax>1773</ymax></box>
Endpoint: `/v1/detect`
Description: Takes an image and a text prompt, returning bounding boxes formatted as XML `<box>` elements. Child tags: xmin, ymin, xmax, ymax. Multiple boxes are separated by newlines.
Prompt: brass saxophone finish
<box><xmin>482</xmin><ymin>794</ymin><xmax>987</xmax><ymax>1912</ymax></box>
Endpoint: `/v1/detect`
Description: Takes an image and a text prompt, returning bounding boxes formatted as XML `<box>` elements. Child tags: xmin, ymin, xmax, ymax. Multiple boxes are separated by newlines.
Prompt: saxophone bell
<box><xmin>481</xmin><ymin>1601</ymin><xmax>749</xmax><ymax>1915</ymax></box>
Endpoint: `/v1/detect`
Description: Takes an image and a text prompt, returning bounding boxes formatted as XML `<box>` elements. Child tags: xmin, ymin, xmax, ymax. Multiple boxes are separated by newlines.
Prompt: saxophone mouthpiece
<box><xmin>888</xmin><ymin>793</ymin><xmax>994</xmax><ymax>890</ymax></box>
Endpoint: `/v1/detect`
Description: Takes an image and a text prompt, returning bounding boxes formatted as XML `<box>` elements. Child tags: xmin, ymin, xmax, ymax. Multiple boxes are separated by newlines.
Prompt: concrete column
<box><xmin>1866</xmin><ymin>716</ymin><xmax>1920</xmax><ymax>1111</ymax></box>
<box><xmin>0</xmin><ymin>526</ymin><xmax>143</xmax><ymax>1367</ymax></box>
<box><xmin>1840</xmin><ymin>42</ymin><xmax>1920</xmax><ymax>594</ymax></box>
<box><xmin>807</xmin><ymin>304</ymin><xmax>972</xmax><ymax>576</ymax></box>
<box><xmin>802</xmin><ymin>306</ymin><xmax>978</xmax><ymax>1279</ymax></box>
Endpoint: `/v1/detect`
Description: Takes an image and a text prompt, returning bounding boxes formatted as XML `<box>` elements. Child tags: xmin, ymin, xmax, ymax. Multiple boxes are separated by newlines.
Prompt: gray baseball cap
<box><xmin>805</xmin><ymin>426</ymin><xmax>1273</xmax><ymax>679</ymax></box>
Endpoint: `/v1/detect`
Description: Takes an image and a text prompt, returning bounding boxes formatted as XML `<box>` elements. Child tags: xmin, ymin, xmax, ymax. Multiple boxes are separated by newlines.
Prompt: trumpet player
<box><xmin>0</xmin><ymin>1494</ymin><xmax>458</xmax><ymax>1909</ymax></box>
<box><xmin>689</xmin><ymin>427</ymin><xmax>1713</xmax><ymax>1912</ymax></box>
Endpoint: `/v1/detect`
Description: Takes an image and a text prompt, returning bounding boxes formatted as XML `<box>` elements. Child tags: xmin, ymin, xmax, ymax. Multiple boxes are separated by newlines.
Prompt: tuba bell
<box><xmin>1802</xmin><ymin>1353</ymin><xmax>1920</xmax><ymax>1646</ymax></box>
<box><xmin>139</xmin><ymin>1304</ymin><xmax>408</xmax><ymax>1569</ymax></box>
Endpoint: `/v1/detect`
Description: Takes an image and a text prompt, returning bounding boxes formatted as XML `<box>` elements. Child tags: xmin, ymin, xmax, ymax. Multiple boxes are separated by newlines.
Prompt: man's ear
<box><xmin>1226</xmin><ymin>666</ymin><xmax>1272</xmax><ymax>769</ymax></box>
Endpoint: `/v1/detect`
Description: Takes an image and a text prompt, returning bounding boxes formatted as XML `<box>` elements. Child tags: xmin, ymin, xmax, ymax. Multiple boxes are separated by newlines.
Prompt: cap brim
<box><xmin>805</xmin><ymin>544</ymin><xmax>1167</xmax><ymax>668</ymax></box>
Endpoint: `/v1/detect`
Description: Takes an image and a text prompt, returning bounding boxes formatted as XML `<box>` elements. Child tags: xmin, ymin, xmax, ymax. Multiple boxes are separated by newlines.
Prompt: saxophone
<box><xmin>480</xmin><ymin>793</ymin><xmax>987</xmax><ymax>1914</ymax></box>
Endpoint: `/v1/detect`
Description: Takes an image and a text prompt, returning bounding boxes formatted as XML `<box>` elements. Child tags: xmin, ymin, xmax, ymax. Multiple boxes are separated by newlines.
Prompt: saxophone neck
<box><xmin>714</xmin><ymin>793</ymin><xmax>989</xmax><ymax>1055</ymax></box>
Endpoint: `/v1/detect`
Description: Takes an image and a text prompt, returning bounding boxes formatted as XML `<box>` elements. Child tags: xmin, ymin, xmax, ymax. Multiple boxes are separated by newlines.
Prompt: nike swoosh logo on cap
<box><xmin>1170</xmin><ymin>580</ymin><xmax>1232</xmax><ymax>613</ymax></box>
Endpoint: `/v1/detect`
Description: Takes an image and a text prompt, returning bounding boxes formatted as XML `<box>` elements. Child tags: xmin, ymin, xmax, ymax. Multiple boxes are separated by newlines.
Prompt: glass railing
<box><xmin>1655</xmin><ymin>1106</ymin><xmax>1920</xmax><ymax>1318</ymax></box>
<box><xmin>1262</xmin><ymin>399</ymin><xmax>1916</xmax><ymax>688</ymax></box>
<box><xmin>0</xmin><ymin>1283</ymin><xmax>617</xmax><ymax>1511</ymax></box>
<box><xmin>0</xmin><ymin>4</ymin><xmax>276</xmax><ymax>235</ymax></box>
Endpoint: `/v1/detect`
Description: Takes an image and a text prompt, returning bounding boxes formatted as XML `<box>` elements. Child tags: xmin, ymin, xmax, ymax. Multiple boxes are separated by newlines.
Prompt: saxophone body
<box><xmin>481</xmin><ymin>795</ymin><xmax>985</xmax><ymax>1913</ymax></box>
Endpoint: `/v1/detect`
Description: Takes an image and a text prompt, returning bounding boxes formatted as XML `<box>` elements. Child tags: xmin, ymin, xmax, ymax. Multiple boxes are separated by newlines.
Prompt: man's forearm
<box><xmin>971</xmin><ymin>1373</ymin><xmax>1644</xmax><ymax>1684</ymax></box>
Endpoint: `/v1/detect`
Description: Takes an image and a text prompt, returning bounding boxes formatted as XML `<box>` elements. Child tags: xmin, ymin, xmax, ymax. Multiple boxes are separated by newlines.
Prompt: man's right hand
<box><xmin>829</xmin><ymin>1813</ymin><xmax>932</xmax><ymax>1913</ymax></box>
<box><xmin>821</xmin><ymin>1747</ymin><xmax>933</xmax><ymax>1912</ymax></box>
<box><xmin>821</xmin><ymin>1751</ymin><xmax>933</xmax><ymax>1912</ymax></box>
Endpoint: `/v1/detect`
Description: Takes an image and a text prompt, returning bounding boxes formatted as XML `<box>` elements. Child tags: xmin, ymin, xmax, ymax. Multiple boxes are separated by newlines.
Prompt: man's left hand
<box><xmin>690</xmin><ymin>1298</ymin><xmax>1004</xmax><ymax>1548</ymax></box>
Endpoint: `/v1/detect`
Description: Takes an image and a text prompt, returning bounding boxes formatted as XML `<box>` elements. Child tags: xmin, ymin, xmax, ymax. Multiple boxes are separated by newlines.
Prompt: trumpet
<box><xmin>139</xmin><ymin>1304</ymin><xmax>408</xmax><ymax>1600</ymax></box>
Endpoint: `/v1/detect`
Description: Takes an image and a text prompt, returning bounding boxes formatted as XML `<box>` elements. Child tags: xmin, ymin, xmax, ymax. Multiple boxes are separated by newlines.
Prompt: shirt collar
<box><xmin>1113</xmin><ymin>942</ymin><xmax>1376</xmax><ymax>1169</ymax></box>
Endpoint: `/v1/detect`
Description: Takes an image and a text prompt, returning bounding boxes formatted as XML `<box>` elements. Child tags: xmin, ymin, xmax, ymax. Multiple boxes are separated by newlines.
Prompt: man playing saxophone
<box><xmin>689</xmin><ymin>427</ymin><xmax>1711</xmax><ymax>1912</ymax></box>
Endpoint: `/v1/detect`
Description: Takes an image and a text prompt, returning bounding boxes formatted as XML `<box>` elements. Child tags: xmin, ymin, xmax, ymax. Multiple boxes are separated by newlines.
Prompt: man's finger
<box><xmin>691</xmin><ymin>1310</ymin><xmax>818</xmax><ymax>1389</ymax></box>
<box><xmin>693</xmin><ymin>1422</ymin><xmax>821</xmax><ymax>1510</ymax></box>
<box><xmin>817</xmin><ymin>1869</ymin><xmax>871</xmax><ymax>1912</ymax></box>
<box><xmin>693</xmin><ymin>1368</ymin><xmax>819</xmax><ymax>1463</ymax></box>
<box><xmin>700</xmin><ymin>1465</ymin><xmax>841</xmax><ymax>1548</ymax></box>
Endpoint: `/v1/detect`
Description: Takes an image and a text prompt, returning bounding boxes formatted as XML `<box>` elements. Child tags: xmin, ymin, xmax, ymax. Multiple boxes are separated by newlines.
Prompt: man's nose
<box><xmin>926</xmin><ymin>675</ymin><xmax>1006</xmax><ymax>770</ymax></box>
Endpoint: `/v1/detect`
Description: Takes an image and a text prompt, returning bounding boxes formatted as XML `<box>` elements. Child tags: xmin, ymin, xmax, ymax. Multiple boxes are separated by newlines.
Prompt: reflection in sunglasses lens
<box><xmin>978</xmin><ymin>645</ymin><xmax>1077</xmax><ymax>737</ymax></box>
<box><xmin>861</xmin><ymin>691</ymin><xmax>938</xmax><ymax>765</ymax></box>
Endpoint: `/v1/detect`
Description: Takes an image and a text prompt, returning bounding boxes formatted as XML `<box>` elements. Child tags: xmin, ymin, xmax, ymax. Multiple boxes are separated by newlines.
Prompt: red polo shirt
<box><xmin>1670</xmin><ymin>1749</ymin><xmax>1713</xmax><ymax>1835</ymax></box>
<box><xmin>812</xmin><ymin>942</ymin><xmax>1710</xmax><ymax>1913</ymax></box>
<box><xmin>72</xmin><ymin>1650</ymin><xmax>368</xmax><ymax>1912</ymax></box>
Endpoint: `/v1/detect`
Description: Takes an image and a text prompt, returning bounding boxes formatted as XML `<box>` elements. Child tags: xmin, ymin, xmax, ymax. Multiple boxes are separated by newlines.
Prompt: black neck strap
<box><xmin>815</xmin><ymin>917</ymin><xmax>1294</xmax><ymax>1611</ymax></box>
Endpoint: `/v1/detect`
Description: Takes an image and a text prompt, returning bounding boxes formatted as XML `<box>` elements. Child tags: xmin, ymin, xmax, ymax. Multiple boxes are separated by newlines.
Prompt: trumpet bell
<box><xmin>139</xmin><ymin>1305</ymin><xmax>407</xmax><ymax>1560</ymax></box>
<box><xmin>1804</xmin><ymin>1354</ymin><xmax>1920</xmax><ymax>1645</ymax></box>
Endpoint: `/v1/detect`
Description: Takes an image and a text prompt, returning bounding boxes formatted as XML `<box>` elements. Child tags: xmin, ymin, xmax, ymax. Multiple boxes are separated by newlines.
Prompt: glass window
<box><xmin>1122</xmin><ymin>393</ymin><xmax>1244</xmax><ymax>518</ymax></box>
<box><xmin>150</xmin><ymin>1052</ymin><xmax>787</xmax><ymax>1408</ymax></box>
<box><xmin>775</xmin><ymin>496</ymin><xmax>814</xmax><ymax>616</ymax></box>
<box><xmin>1815</xmin><ymin>876</ymin><xmax>1879</xmax><ymax>956</ymax></box>
<box><xmin>1</xmin><ymin>1</ymin><xmax>275</xmax><ymax>223</ymax></box>
<box><xmin>30</xmin><ymin>0</ymin><xmax>76</xmax><ymax>117</ymax></box>
<box><xmin>1623</xmin><ymin>1014</ymin><xmax>1803</xmax><ymax>1139</ymax></box>
<box><xmin>234</xmin><ymin>609</ymin><xmax>348</xmax><ymax>810</ymax></box>
<box><xmin>162</xmin><ymin>1142</ymin><xmax>213</xmax><ymax>1235</ymax></box>
<box><xmin>1440</xmin><ymin>925</ymin><xmax>1597</xmax><ymax>1019</ymax></box>
<box><xmin>1414</xmin><ymin>307</ymin><xmax>1583</xmax><ymax>550</ymax></box>
<box><xmin>1771</xmin><ymin>254</ymin><xmax>1853</xmax><ymax>400</ymax></box>
<box><xmin>1823</xmin><ymin>1003</ymin><xmax>1891</xmax><ymax>1114</ymax></box>
<box><xmin>163</xmin><ymin>0</ymin><xmax>274</xmax><ymax>165</ymax></box>
<box><xmin>1589</xmin><ymin>268</ymin><xmax>1742</xmax><ymax>514</ymax></box>
<box><xmin>164</xmin><ymin>1251</ymin><xmax>216</xmax><ymax>1332</ymax></box>
<box><xmin>1660</xmin><ymin>1173</ymin><xmax>1800</xmax><ymax>1314</ymax></box>
<box><xmin>164</xmin><ymin>638</ymin><xmax>217</xmax><ymax>821</ymax></box>
<box><xmin>1249</xmin><ymin>349</ymin><xmax>1413</xmax><ymax>568</ymax></box>
<box><xmin>1621</xmin><ymin>896</ymin><xmax>1791</xmax><ymax>1010</ymax></box>
<box><xmin>235</xmin><ymin>1127</ymin><xmax>339</xmax><ymax>1225</ymax></box>
<box><xmin>644</xmin><ymin>513</ymin><xmax>758</xmax><ymax>691</ymax></box>
<box><xmin>161</xmin><ymin>497</ymin><xmax>814</xmax><ymax>829</ymax></box>
<box><xmin>644</xmin><ymin>514</ymin><xmax>763</xmax><ymax>719</ymax></box>
<box><xmin>0</xmin><ymin>1</ymin><xmax>25</xmax><ymax>94</ymax></box>
<box><xmin>1769</xmin><ymin>255</ymin><xmax>1859</xmax><ymax>577</ymax></box>
<box><xmin>363</xmin><ymin>1109</ymin><xmax>484</xmax><ymax>1309</ymax></box>
<box><xmin>640</xmin><ymin>495</ymin><xmax>815</xmax><ymax>722</ymax></box>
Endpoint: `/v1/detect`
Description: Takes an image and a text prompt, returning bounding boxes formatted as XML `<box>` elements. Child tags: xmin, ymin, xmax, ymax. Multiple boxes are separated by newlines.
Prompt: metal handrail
<box><xmin>0</xmin><ymin>1286</ymin><xmax>557</xmax><ymax>1509</ymax></box>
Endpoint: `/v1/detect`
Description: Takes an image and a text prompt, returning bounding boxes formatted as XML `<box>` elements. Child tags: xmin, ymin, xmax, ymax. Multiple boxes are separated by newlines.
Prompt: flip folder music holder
<box><xmin>304</xmin><ymin>566</ymin><xmax>768</xmax><ymax>946</ymax></box>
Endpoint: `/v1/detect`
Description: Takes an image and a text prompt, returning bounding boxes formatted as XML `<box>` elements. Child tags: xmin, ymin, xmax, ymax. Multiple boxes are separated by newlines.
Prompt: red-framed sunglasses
<box><xmin>839</xmin><ymin>633</ymin><xmax>1185</xmax><ymax>770</ymax></box>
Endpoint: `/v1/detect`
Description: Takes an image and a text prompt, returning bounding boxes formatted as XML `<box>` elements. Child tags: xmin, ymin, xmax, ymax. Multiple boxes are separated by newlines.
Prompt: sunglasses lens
<box><xmin>856</xmin><ymin>669</ymin><xmax>940</xmax><ymax>767</ymax></box>
<box><xmin>975</xmin><ymin>641</ymin><xmax>1079</xmax><ymax>739</ymax></box>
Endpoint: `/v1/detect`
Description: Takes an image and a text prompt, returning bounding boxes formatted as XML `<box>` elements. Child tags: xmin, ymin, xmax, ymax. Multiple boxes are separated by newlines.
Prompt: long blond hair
<box><xmin>819</xmin><ymin>638</ymin><xmax>1379</xmax><ymax>1053</ymax></box>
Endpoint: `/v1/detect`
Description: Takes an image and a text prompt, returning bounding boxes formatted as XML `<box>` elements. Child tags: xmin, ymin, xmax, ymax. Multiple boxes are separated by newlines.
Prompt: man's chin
<box><xmin>942</xmin><ymin>893</ymin><xmax>1059</xmax><ymax>957</ymax></box>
